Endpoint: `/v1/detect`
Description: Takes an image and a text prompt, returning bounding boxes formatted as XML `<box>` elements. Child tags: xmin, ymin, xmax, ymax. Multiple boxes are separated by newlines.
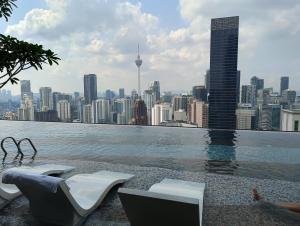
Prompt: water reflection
<box><xmin>205</xmin><ymin>130</ymin><xmax>239</xmax><ymax>175</ymax></box>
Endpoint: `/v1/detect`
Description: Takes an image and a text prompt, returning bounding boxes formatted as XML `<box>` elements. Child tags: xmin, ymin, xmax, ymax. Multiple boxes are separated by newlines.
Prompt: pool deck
<box><xmin>1</xmin><ymin>159</ymin><xmax>300</xmax><ymax>226</ymax></box>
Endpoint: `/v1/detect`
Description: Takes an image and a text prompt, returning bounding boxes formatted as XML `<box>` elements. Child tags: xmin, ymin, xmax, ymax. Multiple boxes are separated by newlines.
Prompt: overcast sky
<box><xmin>1</xmin><ymin>0</ymin><xmax>299</xmax><ymax>95</ymax></box>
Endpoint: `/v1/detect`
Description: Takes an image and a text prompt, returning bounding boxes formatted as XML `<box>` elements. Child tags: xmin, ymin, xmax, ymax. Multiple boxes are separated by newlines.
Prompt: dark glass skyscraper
<box><xmin>192</xmin><ymin>86</ymin><xmax>207</xmax><ymax>102</ymax></box>
<box><xmin>280</xmin><ymin>76</ymin><xmax>289</xmax><ymax>95</ymax></box>
<box><xmin>84</xmin><ymin>74</ymin><xmax>97</xmax><ymax>104</ymax></box>
<box><xmin>208</xmin><ymin>16</ymin><xmax>239</xmax><ymax>130</ymax></box>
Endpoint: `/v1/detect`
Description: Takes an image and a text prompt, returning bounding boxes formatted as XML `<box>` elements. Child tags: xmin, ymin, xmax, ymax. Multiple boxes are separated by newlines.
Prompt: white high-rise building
<box><xmin>39</xmin><ymin>87</ymin><xmax>53</xmax><ymax>111</ymax></box>
<box><xmin>92</xmin><ymin>99</ymin><xmax>111</xmax><ymax>124</ymax></box>
<box><xmin>17</xmin><ymin>94</ymin><xmax>34</xmax><ymax>121</ymax></box>
<box><xmin>152</xmin><ymin>103</ymin><xmax>173</xmax><ymax>126</ymax></box>
<box><xmin>57</xmin><ymin>100</ymin><xmax>71</xmax><ymax>122</ymax></box>
<box><xmin>83</xmin><ymin>104</ymin><xmax>92</xmax><ymax>123</ymax></box>
<box><xmin>143</xmin><ymin>90</ymin><xmax>154</xmax><ymax>125</ymax></box>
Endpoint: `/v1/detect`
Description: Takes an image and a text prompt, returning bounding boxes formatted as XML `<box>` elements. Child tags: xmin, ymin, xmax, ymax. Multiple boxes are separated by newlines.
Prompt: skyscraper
<box><xmin>236</xmin><ymin>70</ymin><xmax>241</xmax><ymax>103</ymax></box>
<box><xmin>208</xmin><ymin>16</ymin><xmax>239</xmax><ymax>130</ymax></box>
<box><xmin>135</xmin><ymin>44</ymin><xmax>143</xmax><ymax>97</ymax></box>
<box><xmin>151</xmin><ymin>103</ymin><xmax>173</xmax><ymax>126</ymax></box>
<box><xmin>280</xmin><ymin>76</ymin><xmax>289</xmax><ymax>95</ymax></box>
<box><xmin>150</xmin><ymin>81</ymin><xmax>160</xmax><ymax>103</ymax></box>
<box><xmin>133</xmin><ymin>99</ymin><xmax>147</xmax><ymax>125</ymax></box>
<box><xmin>57</xmin><ymin>100</ymin><xmax>71</xmax><ymax>122</ymax></box>
<box><xmin>84</xmin><ymin>74</ymin><xmax>97</xmax><ymax>104</ymax></box>
<box><xmin>204</xmin><ymin>70</ymin><xmax>210</xmax><ymax>93</ymax></box>
<box><xmin>39</xmin><ymin>87</ymin><xmax>53</xmax><ymax>111</ymax></box>
<box><xmin>119</xmin><ymin>88</ymin><xmax>125</xmax><ymax>98</ymax></box>
<box><xmin>143</xmin><ymin>90</ymin><xmax>154</xmax><ymax>125</ymax></box>
<box><xmin>20</xmin><ymin>80</ymin><xmax>32</xmax><ymax>100</ymax></box>
<box><xmin>92</xmin><ymin>99</ymin><xmax>111</xmax><ymax>123</ymax></box>
<box><xmin>251</xmin><ymin>76</ymin><xmax>264</xmax><ymax>99</ymax></box>
<box><xmin>192</xmin><ymin>86</ymin><xmax>207</xmax><ymax>102</ymax></box>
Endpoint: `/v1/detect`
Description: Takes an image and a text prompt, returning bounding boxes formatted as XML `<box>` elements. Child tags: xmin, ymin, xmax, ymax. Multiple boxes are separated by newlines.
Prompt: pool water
<box><xmin>1</xmin><ymin>121</ymin><xmax>300</xmax><ymax>181</ymax></box>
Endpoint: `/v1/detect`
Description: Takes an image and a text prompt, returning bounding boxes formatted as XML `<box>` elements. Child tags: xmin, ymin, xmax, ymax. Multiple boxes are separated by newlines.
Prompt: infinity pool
<box><xmin>1</xmin><ymin>120</ymin><xmax>300</xmax><ymax>180</ymax></box>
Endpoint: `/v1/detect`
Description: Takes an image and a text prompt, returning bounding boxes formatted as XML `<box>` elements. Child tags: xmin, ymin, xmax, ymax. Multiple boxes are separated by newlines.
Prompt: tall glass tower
<box><xmin>280</xmin><ymin>76</ymin><xmax>289</xmax><ymax>95</ymax></box>
<box><xmin>208</xmin><ymin>16</ymin><xmax>239</xmax><ymax>130</ymax></box>
<box><xmin>84</xmin><ymin>74</ymin><xmax>97</xmax><ymax>105</ymax></box>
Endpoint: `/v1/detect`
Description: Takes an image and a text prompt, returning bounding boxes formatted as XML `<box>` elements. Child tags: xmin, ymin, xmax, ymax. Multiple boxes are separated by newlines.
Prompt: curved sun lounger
<box><xmin>0</xmin><ymin>164</ymin><xmax>74</xmax><ymax>208</ymax></box>
<box><xmin>3</xmin><ymin>170</ymin><xmax>134</xmax><ymax>226</ymax></box>
<box><xmin>118</xmin><ymin>179</ymin><xmax>205</xmax><ymax>226</ymax></box>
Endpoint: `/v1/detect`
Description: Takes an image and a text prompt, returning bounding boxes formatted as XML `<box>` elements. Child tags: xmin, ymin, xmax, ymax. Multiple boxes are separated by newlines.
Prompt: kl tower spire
<box><xmin>135</xmin><ymin>44</ymin><xmax>143</xmax><ymax>98</ymax></box>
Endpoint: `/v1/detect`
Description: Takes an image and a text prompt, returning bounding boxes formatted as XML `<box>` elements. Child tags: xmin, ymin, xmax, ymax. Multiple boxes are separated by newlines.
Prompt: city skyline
<box><xmin>1</xmin><ymin>0</ymin><xmax>300</xmax><ymax>95</ymax></box>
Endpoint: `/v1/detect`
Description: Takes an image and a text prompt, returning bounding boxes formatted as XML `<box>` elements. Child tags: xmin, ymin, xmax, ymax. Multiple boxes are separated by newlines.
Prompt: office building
<box><xmin>113</xmin><ymin>98</ymin><xmax>132</xmax><ymax>125</ymax></box>
<box><xmin>161</xmin><ymin>92</ymin><xmax>173</xmax><ymax>103</ymax></box>
<box><xmin>20</xmin><ymin>80</ymin><xmax>32</xmax><ymax>100</ymax></box>
<box><xmin>150</xmin><ymin>81</ymin><xmax>160</xmax><ymax>103</ymax></box>
<box><xmin>151</xmin><ymin>103</ymin><xmax>173</xmax><ymax>126</ymax></box>
<box><xmin>251</xmin><ymin>76</ymin><xmax>264</xmax><ymax>91</ymax></box>
<box><xmin>39</xmin><ymin>87</ymin><xmax>53</xmax><ymax>111</ymax></box>
<box><xmin>133</xmin><ymin>99</ymin><xmax>147</xmax><ymax>125</ymax></box>
<box><xmin>119</xmin><ymin>88</ymin><xmax>125</xmax><ymax>98</ymax></box>
<box><xmin>84</xmin><ymin>74</ymin><xmax>97</xmax><ymax>104</ymax></box>
<box><xmin>282</xmin><ymin>89</ymin><xmax>296</xmax><ymax>106</ymax></box>
<box><xmin>57</xmin><ymin>100</ymin><xmax>71</xmax><ymax>122</ymax></box>
<box><xmin>192</xmin><ymin>86</ymin><xmax>207</xmax><ymax>102</ymax></box>
<box><xmin>258</xmin><ymin>104</ymin><xmax>281</xmax><ymax>131</ymax></box>
<box><xmin>205</xmin><ymin>70</ymin><xmax>210</xmax><ymax>92</ymax></box>
<box><xmin>173</xmin><ymin>95</ymin><xmax>190</xmax><ymax>112</ymax></box>
<box><xmin>280</xmin><ymin>76</ymin><xmax>289</xmax><ymax>95</ymax></box>
<box><xmin>105</xmin><ymin>89</ymin><xmax>115</xmax><ymax>100</ymax></box>
<box><xmin>236</xmin><ymin>70</ymin><xmax>241</xmax><ymax>103</ymax></box>
<box><xmin>208</xmin><ymin>16</ymin><xmax>239</xmax><ymax>130</ymax></box>
<box><xmin>241</xmin><ymin>85</ymin><xmax>256</xmax><ymax>106</ymax></box>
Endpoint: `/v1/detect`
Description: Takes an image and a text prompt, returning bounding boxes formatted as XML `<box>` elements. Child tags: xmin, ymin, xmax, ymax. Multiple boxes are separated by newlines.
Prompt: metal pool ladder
<box><xmin>1</xmin><ymin>137</ymin><xmax>37</xmax><ymax>163</ymax></box>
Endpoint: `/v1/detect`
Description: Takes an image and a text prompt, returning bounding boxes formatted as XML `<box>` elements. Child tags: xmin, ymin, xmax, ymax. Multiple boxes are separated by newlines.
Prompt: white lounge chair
<box><xmin>3</xmin><ymin>170</ymin><xmax>134</xmax><ymax>226</ymax></box>
<box><xmin>0</xmin><ymin>164</ymin><xmax>74</xmax><ymax>208</ymax></box>
<box><xmin>118</xmin><ymin>179</ymin><xmax>205</xmax><ymax>226</ymax></box>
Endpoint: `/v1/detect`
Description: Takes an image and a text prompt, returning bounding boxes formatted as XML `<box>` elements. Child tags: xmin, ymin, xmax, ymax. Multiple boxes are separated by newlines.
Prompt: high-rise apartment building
<box><xmin>17</xmin><ymin>94</ymin><xmax>34</xmax><ymax>121</ymax></box>
<box><xmin>280</xmin><ymin>76</ymin><xmax>289</xmax><ymax>95</ymax></box>
<box><xmin>92</xmin><ymin>99</ymin><xmax>111</xmax><ymax>124</ymax></box>
<box><xmin>143</xmin><ymin>90</ymin><xmax>154</xmax><ymax>125</ymax></box>
<box><xmin>236</xmin><ymin>104</ymin><xmax>256</xmax><ymax>130</ymax></box>
<box><xmin>190</xmin><ymin>100</ymin><xmax>208</xmax><ymax>128</ymax></box>
<box><xmin>53</xmin><ymin>92</ymin><xmax>72</xmax><ymax>111</ymax></box>
<box><xmin>39</xmin><ymin>87</ymin><xmax>53</xmax><ymax>111</ymax></box>
<box><xmin>151</xmin><ymin>103</ymin><xmax>173</xmax><ymax>126</ymax></box>
<box><xmin>84</xmin><ymin>74</ymin><xmax>97</xmax><ymax>104</ymax></box>
<box><xmin>57</xmin><ymin>100</ymin><xmax>71</xmax><ymax>122</ymax></box>
<box><xmin>208</xmin><ymin>16</ymin><xmax>239</xmax><ymax>130</ymax></box>
<box><xmin>83</xmin><ymin>104</ymin><xmax>92</xmax><ymax>123</ymax></box>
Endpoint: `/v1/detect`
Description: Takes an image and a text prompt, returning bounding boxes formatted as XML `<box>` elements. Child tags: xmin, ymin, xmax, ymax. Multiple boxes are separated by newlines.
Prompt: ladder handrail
<box><xmin>17</xmin><ymin>138</ymin><xmax>38</xmax><ymax>161</ymax></box>
<box><xmin>1</xmin><ymin>136</ymin><xmax>24</xmax><ymax>163</ymax></box>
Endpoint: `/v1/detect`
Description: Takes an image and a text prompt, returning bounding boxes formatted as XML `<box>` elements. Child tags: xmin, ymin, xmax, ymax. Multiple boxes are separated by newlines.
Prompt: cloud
<box><xmin>3</xmin><ymin>0</ymin><xmax>300</xmax><ymax>95</ymax></box>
